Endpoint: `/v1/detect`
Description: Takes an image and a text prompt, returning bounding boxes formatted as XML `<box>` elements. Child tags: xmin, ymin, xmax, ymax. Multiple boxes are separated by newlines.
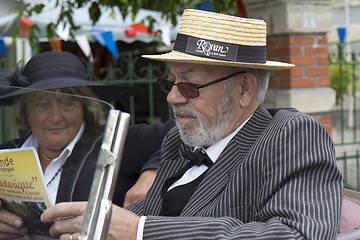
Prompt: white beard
<box><xmin>173</xmin><ymin>84</ymin><xmax>234</xmax><ymax>147</ymax></box>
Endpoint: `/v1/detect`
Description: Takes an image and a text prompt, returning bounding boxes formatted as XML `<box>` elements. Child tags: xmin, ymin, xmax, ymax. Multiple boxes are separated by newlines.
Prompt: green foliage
<box><xmin>16</xmin><ymin>0</ymin><xmax>238</xmax><ymax>40</ymax></box>
<box><xmin>329</xmin><ymin>43</ymin><xmax>360</xmax><ymax>104</ymax></box>
<box><xmin>89</xmin><ymin>2</ymin><xmax>101</xmax><ymax>24</ymax></box>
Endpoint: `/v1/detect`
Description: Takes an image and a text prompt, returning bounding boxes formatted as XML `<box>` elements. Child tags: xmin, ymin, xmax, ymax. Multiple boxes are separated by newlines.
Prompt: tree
<box><xmin>15</xmin><ymin>0</ymin><xmax>239</xmax><ymax>40</ymax></box>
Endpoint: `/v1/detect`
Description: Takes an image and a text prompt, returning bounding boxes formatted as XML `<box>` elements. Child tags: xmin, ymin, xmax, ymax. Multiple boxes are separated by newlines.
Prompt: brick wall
<box><xmin>267</xmin><ymin>34</ymin><xmax>332</xmax><ymax>134</ymax></box>
<box><xmin>267</xmin><ymin>34</ymin><xmax>330</xmax><ymax>89</ymax></box>
<box><xmin>313</xmin><ymin>113</ymin><xmax>333</xmax><ymax>134</ymax></box>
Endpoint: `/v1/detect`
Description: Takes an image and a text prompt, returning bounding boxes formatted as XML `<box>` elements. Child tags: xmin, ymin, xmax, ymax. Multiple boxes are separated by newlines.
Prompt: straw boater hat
<box><xmin>0</xmin><ymin>51</ymin><xmax>140</xmax><ymax>105</ymax></box>
<box><xmin>143</xmin><ymin>9</ymin><xmax>294</xmax><ymax>70</ymax></box>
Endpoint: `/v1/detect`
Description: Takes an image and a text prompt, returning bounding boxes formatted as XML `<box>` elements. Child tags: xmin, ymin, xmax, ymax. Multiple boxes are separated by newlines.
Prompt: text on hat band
<box><xmin>173</xmin><ymin>33</ymin><xmax>267</xmax><ymax>64</ymax></box>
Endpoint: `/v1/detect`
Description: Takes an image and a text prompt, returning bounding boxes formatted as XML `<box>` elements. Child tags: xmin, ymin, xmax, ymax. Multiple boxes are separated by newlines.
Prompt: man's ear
<box><xmin>239</xmin><ymin>73</ymin><xmax>257</xmax><ymax>108</ymax></box>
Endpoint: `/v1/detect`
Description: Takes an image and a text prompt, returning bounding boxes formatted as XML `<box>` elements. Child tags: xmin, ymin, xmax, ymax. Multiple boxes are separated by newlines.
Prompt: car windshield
<box><xmin>0</xmin><ymin>84</ymin><xmax>127</xmax><ymax>239</ymax></box>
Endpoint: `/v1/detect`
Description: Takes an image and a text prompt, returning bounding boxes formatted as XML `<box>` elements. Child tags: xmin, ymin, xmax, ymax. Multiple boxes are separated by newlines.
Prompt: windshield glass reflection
<box><xmin>0</xmin><ymin>85</ymin><xmax>114</xmax><ymax>239</ymax></box>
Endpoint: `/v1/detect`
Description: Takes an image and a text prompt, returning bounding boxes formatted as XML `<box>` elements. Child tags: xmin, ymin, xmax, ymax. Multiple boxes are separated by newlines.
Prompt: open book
<box><xmin>0</xmin><ymin>147</ymin><xmax>53</xmax><ymax>239</ymax></box>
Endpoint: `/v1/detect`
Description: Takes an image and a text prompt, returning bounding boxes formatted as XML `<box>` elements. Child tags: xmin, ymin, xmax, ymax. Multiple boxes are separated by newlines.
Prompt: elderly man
<box><xmin>40</xmin><ymin>9</ymin><xmax>343</xmax><ymax>240</ymax></box>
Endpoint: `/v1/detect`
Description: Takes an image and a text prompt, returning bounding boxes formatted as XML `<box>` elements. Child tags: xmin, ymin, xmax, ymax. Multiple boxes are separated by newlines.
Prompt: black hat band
<box><xmin>173</xmin><ymin>33</ymin><xmax>267</xmax><ymax>64</ymax></box>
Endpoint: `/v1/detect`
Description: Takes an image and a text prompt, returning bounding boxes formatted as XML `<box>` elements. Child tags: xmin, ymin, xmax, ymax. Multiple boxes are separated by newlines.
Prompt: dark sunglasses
<box><xmin>157</xmin><ymin>71</ymin><xmax>246</xmax><ymax>98</ymax></box>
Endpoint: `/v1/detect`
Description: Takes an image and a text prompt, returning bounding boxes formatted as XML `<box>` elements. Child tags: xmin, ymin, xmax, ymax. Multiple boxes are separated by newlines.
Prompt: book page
<box><xmin>0</xmin><ymin>147</ymin><xmax>53</xmax><ymax>238</ymax></box>
<box><xmin>0</xmin><ymin>147</ymin><xmax>50</xmax><ymax>205</ymax></box>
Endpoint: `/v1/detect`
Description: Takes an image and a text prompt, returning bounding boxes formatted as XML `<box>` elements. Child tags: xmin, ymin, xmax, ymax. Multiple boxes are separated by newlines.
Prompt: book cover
<box><xmin>0</xmin><ymin>147</ymin><xmax>53</xmax><ymax>238</ymax></box>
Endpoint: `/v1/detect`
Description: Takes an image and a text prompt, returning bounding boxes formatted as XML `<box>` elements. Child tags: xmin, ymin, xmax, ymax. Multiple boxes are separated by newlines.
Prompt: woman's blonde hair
<box><xmin>13</xmin><ymin>86</ymin><xmax>107</xmax><ymax>136</ymax></box>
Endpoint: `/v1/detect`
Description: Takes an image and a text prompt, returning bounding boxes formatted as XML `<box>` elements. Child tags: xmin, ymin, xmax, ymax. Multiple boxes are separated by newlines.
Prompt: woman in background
<box><xmin>0</xmin><ymin>51</ymin><xmax>174</xmax><ymax>239</ymax></box>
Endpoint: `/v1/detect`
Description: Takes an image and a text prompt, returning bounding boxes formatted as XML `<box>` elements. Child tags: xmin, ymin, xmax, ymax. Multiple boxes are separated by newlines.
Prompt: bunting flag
<box><xmin>56</xmin><ymin>22</ymin><xmax>70</xmax><ymax>41</ymax></box>
<box><xmin>32</xmin><ymin>39</ymin><xmax>38</xmax><ymax>56</ymax></box>
<box><xmin>18</xmin><ymin>16</ymin><xmax>33</xmax><ymax>39</ymax></box>
<box><xmin>195</xmin><ymin>0</ymin><xmax>213</xmax><ymax>12</ymax></box>
<box><xmin>75</xmin><ymin>34</ymin><xmax>93</xmax><ymax>61</ymax></box>
<box><xmin>124</xmin><ymin>28</ymin><xmax>136</xmax><ymax>38</ymax></box>
<box><xmin>101</xmin><ymin>31</ymin><xmax>119</xmax><ymax>58</ymax></box>
<box><xmin>160</xmin><ymin>25</ymin><xmax>171</xmax><ymax>47</ymax></box>
<box><xmin>49</xmin><ymin>38</ymin><xmax>62</xmax><ymax>51</ymax></box>
<box><xmin>0</xmin><ymin>35</ymin><xmax>6</xmax><ymax>57</ymax></box>
<box><xmin>124</xmin><ymin>23</ymin><xmax>156</xmax><ymax>38</ymax></box>
<box><xmin>131</xmin><ymin>23</ymin><xmax>156</xmax><ymax>34</ymax></box>
<box><xmin>16</xmin><ymin>38</ymin><xmax>32</xmax><ymax>63</ymax></box>
<box><xmin>337</xmin><ymin>27</ymin><xmax>346</xmax><ymax>45</ymax></box>
<box><xmin>92</xmin><ymin>30</ymin><xmax>118</xmax><ymax>58</ymax></box>
<box><xmin>91</xmin><ymin>29</ymin><xmax>106</xmax><ymax>46</ymax></box>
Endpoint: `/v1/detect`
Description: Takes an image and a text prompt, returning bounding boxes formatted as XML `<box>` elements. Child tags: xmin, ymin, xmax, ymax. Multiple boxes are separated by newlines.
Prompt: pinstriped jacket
<box><xmin>127</xmin><ymin>105</ymin><xmax>344</xmax><ymax>239</ymax></box>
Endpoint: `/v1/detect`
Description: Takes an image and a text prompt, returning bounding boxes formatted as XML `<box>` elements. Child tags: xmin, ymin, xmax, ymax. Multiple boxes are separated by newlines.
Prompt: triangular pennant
<box><xmin>91</xmin><ymin>29</ymin><xmax>106</xmax><ymax>46</ymax></box>
<box><xmin>32</xmin><ymin>39</ymin><xmax>38</xmax><ymax>56</ymax></box>
<box><xmin>55</xmin><ymin>22</ymin><xmax>70</xmax><ymax>41</ymax></box>
<box><xmin>195</xmin><ymin>0</ymin><xmax>213</xmax><ymax>12</ymax></box>
<box><xmin>160</xmin><ymin>25</ymin><xmax>171</xmax><ymax>47</ymax></box>
<box><xmin>130</xmin><ymin>23</ymin><xmax>156</xmax><ymax>35</ymax></box>
<box><xmin>18</xmin><ymin>16</ymin><xmax>33</xmax><ymax>39</ymax></box>
<box><xmin>0</xmin><ymin>35</ymin><xmax>6</xmax><ymax>57</ymax></box>
<box><xmin>337</xmin><ymin>27</ymin><xmax>346</xmax><ymax>45</ymax></box>
<box><xmin>101</xmin><ymin>31</ymin><xmax>119</xmax><ymax>58</ymax></box>
<box><xmin>75</xmin><ymin>34</ymin><xmax>93</xmax><ymax>61</ymax></box>
<box><xmin>16</xmin><ymin>38</ymin><xmax>32</xmax><ymax>63</ymax></box>
<box><xmin>49</xmin><ymin>38</ymin><xmax>62</xmax><ymax>51</ymax></box>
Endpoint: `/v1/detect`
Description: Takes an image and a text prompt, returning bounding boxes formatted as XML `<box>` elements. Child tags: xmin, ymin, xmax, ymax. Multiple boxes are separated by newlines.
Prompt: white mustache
<box><xmin>172</xmin><ymin>106</ymin><xmax>198</xmax><ymax>118</ymax></box>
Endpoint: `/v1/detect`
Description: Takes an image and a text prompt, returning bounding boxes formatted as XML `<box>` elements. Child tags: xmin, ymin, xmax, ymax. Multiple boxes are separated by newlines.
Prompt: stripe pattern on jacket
<box><xmin>127</xmin><ymin>105</ymin><xmax>344</xmax><ymax>239</ymax></box>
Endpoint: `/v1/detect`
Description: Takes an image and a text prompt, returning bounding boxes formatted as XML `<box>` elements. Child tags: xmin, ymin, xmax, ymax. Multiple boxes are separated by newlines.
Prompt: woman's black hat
<box><xmin>0</xmin><ymin>51</ymin><xmax>140</xmax><ymax>104</ymax></box>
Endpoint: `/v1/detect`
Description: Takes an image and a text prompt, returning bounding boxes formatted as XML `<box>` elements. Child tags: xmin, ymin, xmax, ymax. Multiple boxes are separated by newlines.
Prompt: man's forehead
<box><xmin>169</xmin><ymin>63</ymin><xmax>221</xmax><ymax>75</ymax></box>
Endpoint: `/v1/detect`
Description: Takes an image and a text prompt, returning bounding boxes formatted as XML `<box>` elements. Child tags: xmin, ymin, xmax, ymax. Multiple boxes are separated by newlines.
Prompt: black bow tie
<box><xmin>182</xmin><ymin>149</ymin><xmax>213</xmax><ymax>167</ymax></box>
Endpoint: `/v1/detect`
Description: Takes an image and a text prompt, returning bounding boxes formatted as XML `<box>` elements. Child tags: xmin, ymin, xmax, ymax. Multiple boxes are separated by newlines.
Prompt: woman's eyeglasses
<box><xmin>157</xmin><ymin>71</ymin><xmax>245</xmax><ymax>98</ymax></box>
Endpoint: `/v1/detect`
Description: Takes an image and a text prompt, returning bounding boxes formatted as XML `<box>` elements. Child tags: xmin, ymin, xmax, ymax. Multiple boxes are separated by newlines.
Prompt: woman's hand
<box><xmin>0</xmin><ymin>200</ymin><xmax>29</xmax><ymax>240</ymax></box>
<box><xmin>41</xmin><ymin>201</ymin><xmax>140</xmax><ymax>240</ymax></box>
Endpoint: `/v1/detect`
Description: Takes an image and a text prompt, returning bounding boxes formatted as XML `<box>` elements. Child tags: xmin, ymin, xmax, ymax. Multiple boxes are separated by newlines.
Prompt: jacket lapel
<box><xmin>143</xmin><ymin>129</ymin><xmax>193</xmax><ymax>215</ymax></box>
<box><xmin>181</xmin><ymin>105</ymin><xmax>273</xmax><ymax>216</ymax></box>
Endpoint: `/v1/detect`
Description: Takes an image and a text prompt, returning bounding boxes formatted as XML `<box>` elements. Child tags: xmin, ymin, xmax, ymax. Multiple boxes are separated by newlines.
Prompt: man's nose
<box><xmin>167</xmin><ymin>85</ymin><xmax>188</xmax><ymax>105</ymax></box>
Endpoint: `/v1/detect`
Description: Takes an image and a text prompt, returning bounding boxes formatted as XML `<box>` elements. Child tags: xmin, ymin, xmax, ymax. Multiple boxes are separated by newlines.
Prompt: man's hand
<box><xmin>124</xmin><ymin>169</ymin><xmax>157</xmax><ymax>208</ymax></box>
<box><xmin>41</xmin><ymin>202</ymin><xmax>140</xmax><ymax>240</ymax></box>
